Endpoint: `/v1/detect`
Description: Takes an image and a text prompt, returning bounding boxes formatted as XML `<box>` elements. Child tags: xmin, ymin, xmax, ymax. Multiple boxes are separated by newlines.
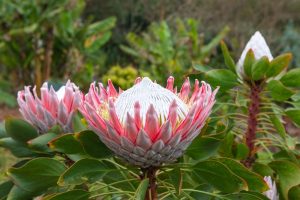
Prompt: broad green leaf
<box><xmin>75</xmin><ymin>131</ymin><xmax>112</xmax><ymax>158</ymax></box>
<box><xmin>49</xmin><ymin>133</ymin><xmax>85</xmax><ymax>154</ymax></box>
<box><xmin>280</xmin><ymin>68</ymin><xmax>300</xmax><ymax>87</ymax></box>
<box><xmin>58</xmin><ymin>158</ymin><xmax>114</xmax><ymax>186</ymax></box>
<box><xmin>5</xmin><ymin>118</ymin><xmax>38</xmax><ymax>143</ymax></box>
<box><xmin>44</xmin><ymin>190</ymin><xmax>89</xmax><ymax>200</ymax></box>
<box><xmin>0</xmin><ymin>138</ymin><xmax>36</xmax><ymax>157</ymax></box>
<box><xmin>133</xmin><ymin>178</ymin><xmax>149</xmax><ymax>200</ymax></box>
<box><xmin>7</xmin><ymin>185</ymin><xmax>33</xmax><ymax>200</ymax></box>
<box><xmin>235</xmin><ymin>143</ymin><xmax>249</xmax><ymax>160</ymax></box>
<box><xmin>0</xmin><ymin>181</ymin><xmax>13</xmax><ymax>200</ymax></box>
<box><xmin>28</xmin><ymin>132</ymin><xmax>58</xmax><ymax>152</ymax></box>
<box><xmin>7</xmin><ymin>158</ymin><xmax>66</xmax><ymax>194</ymax></box>
<box><xmin>243</xmin><ymin>49</ymin><xmax>255</xmax><ymax>77</ymax></box>
<box><xmin>266</xmin><ymin>53</ymin><xmax>292</xmax><ymax>77</ymax></box>
<box><xmin>267</xmin><ymin>80</ymin><xmax>294</xmax><ymax>101</ymax></box>
<box><xmin>285</xmin><ymin>108</ymin><xmax>300</xmax><ymax>127</ymax></box>
<box><xmin>288</xmin><ymin>185</ymin><xmax>300</xmax><ymax>200</ymax></box>
<box><xmin>186</xmin><ymin>136</ymin><xmax>221</xmax><ymax>160</ymax></box>
<box><xmin>224</xmin><ymin>191</ymin><xmax>269</xmax><ymax>200</ymax></box>
<box><xmin>220</xmin><ymin>40</ymin><xmax>236</xmax><ymax>72</ymax></box>
<box><xmin>205</xmin><ymin>69</ymin><xmax>238</xmax><ymax>90</ymax></box>
<box><xmin>251</xmin><ymin>56</ymin><xmax>269</xmax><ymax>81</ymax></box>
<box><xmin>218</xmin><ymin>158</ymin><xmax>268</xmax><ymax>192</ymax></box>
<box><xmin>252</xmin><ymin>163</ymin><xmax>274</xmax><ymax>177</ymax></box>
<box><xmin>269</xmin><ymin>160</ymin><xmax>300</xmax><ymax>199</ymax></box>
<box><xmin>193</xmin><ymin>160</ymin><xmax>246</xmax><ymax>193</ymax></box>
<box><xmin>270</xmin><ymin>115</ymin><xmax>287</xmax><ymax>139</ymax></box>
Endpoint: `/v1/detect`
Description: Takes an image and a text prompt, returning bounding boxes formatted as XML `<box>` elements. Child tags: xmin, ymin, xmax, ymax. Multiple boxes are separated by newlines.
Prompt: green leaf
<box><xmin>49</xmin><ymin>133</ymin><xmax>85</xmax><ymax>154</ymax></box>
<box><xmin>0</xmin><ymin>138</ymin><xmax>36</xmax><ymax>157</ymax></box>
<box><xmin>235</xmin><ymin>143</ymin><xmax>249</xmax><ymax>160</ymax></box>
<box><xmin>58</xmin><ymin>158</ymin><xmax>114</xmax><ymax>186</ymax></box>
<box><xmin>193</xmin><ymin>64</ymin><xmax>212</xmax><ymax>72</ymax></box>
<box><xmin>289</xmin><ymin>185</ymin><xmax>300</xmax><ymax>200</ymax></box>
<box><xmin>75</xmin><ymin>131</ymin><xmax>112</xmax><ymax>158</ymax></box>
<box><xmin>269</xmin><ymin>160</ymin><xmax>300</xmax><ymax>199</ymax></box>
<box><xmin>7</xmin><ymin>185</ymin><xmax>33</xmax><ymax>200</ymax></box>
<box><xmin>243</xmin><ymin>49</ymin><xmax>255</xmax><ymax>77</ymax></box>
<box><xmin>218</xmin><ymin>158</ymin><xmax>268</xmax><ymax>192</ymax></box>
<box><xmin>252</xmin><ymin>163</ymin><xmax>274</xmax><ymax>177</ymax></box>
<box><xmin>220</xmin><ymin>40</ymin><xmax>236</xmax><ymax>72</ymax></box>
<box><xmin>280</xmin><ymin>68</ymin><xmax>300</xmax><ymax>87</ymax></box>
<box><xmin>285</xmin><ymin>108</ymin><xmax>300</xmax><ymax>127</ymax></box>
<box><xmin>86</xmin><ymin>17</ymin><xmax>116</xmax><ymax>36</ymax></box>
<box><xmin>168</xmin><ymin>168</ymin><xmax>182</xmax><ymax>195</ymax></box>
<box><xmin>5</xmin><ymin>118</ymin><xmax>38</xmax><ymax>143</ymax></box>
<box><xmin>186</xmin><ymin>136</ymin><xmax>221</xmax><ymax>160</ymax></box>
<box><xmin>205</xmin><ymin>69</ymin><xmax>238</xmax><ymax>90</ymax></box>
<box><xmin>193</xmin><ymin>160</ymin><xmax>246</xmax><ymax>193</ymax></box>
<box><xmin>224</xmin><ymin>191</ymin><xmax>269</xmax><ymax>200</ymax></box>
<box><xmin>0</xmin><ymin>181</ymin><xmax>13</xmax><ymax>200</ymax></box>
<box><xmin>44</xmin><ymin>190</ymin><xmax>90</xmax><ymax>200</ymax></box>
<box><xmin>267</xmin><ymin>80</ymin><xmax>294</xmax><ymax>101</ymax></box>
<box><xmin>251</xmin><ymin>56</ymin><xmax>269</xmax><ymax>81</ymax></box>
<box><xmin>270</xmin><ymin>115</ymin><xmax>287</xmax><ymax>139</ymax></box>
<box><xmin>27</xmin><ymin>132</ymin><xmax>58</xmax><ymax>152</ymax></box>
<box><xmin>133</xmin><ymin>178</ymin><xmax>149</xmax><ymax>200</ymax></box>
<box><xmin>7</xmin><ymin>158</ymin><xmax>66</xmax><ymax>194</ymax></box>
<box><xmin>266</xmin><ymin>53</ymin><xmax>292</xmax><ymax>77</ymax></box>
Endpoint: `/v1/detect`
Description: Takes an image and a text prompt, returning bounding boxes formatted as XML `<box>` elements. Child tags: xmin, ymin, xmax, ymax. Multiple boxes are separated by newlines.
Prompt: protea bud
<box><xmin>237</xmin><ymin>31</ymin><xmax>273</xmax><ymax>78</ymax></box>
<box><xmin>17</xmin><ymin>81</ymin><xmax>81</xmax><ymax>133</ymax></box>
<box><xmin>80</xmin><ymin>77</ymin><xmax>218</xmax><ymax>167</ymax></box>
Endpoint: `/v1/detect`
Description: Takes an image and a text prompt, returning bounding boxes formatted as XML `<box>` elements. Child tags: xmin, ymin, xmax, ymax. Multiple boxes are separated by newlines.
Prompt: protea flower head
<box><xmin>80</xmin><ymin>77</ymin><xmax>218</xmax><ymax>167</ymax></box>
<box><xmin>237</xmin><ymin>31</ymin><xmax>273</xmax><ymax>78</ymax></box>
<box><xmin>263</xmin><ymin>176</ymin><xmax>279</xmax><ymax>200</ymax></box>
<box><xmin>17</xmin><ymin>80</ymin><xmax>81</xmax><ymax>133</ymax></box>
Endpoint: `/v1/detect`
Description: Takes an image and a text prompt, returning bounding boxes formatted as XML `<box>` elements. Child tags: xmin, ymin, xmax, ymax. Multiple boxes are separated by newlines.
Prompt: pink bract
<box><xmin>80</xmin><ymin>77</ymin><xmax>218</xmax><ymax>167</ymax></box>
<box><xmin>17</xmin><ymin>81</ymin><xmax>81</xmax><ymax>133</ymax></box>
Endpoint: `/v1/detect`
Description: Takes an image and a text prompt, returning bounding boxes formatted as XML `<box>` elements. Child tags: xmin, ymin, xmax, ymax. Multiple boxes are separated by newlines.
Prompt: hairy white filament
<box><xmin>114</xmin><ymin>77</ymin><xmax>188</xmax><ymax>124</ymax></box>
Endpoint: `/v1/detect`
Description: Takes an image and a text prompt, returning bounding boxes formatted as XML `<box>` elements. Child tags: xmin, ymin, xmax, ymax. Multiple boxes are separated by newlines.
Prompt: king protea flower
<box><xmin>237</xmin><ymin>31</ymin><xmax>273</xmax><ymax>78</ymax></box>
<box><xmin>263</xmin><ymin>176</ymin><xmax>279</xmax><ymax>200</ymax></box>
<box><xmin>17</xmin><ymin>81</ymin><xmax>81</xmax><ymax>133</ymax></box>
<box><xmin>80</xmin><ymin>77</ymin><xmax>218</xmax><ymax>167</ymax></box>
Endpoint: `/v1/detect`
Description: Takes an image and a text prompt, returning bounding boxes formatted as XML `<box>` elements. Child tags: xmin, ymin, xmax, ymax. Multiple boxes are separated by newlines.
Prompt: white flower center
<box><xmin>114</xmin><ymin>77</ymin><xmax>188</xmax><ymax>124</ymax></box>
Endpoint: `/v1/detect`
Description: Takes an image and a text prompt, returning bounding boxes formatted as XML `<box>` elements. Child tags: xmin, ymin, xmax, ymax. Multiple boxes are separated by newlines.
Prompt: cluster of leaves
<box><xmin>0</xmin><ymin>115</ymin><xmax>275</xmax><ymax>200</ymax></box>
<box><xmin>0</xmin><ymin>0</ymin><xmax>115</xmax><ymax>90</ymax></box>
<box><xmin>192</xmin><ymin>41</ymin><xmax>300</xmax><ymax>199</ymax></box>
<box><xmin>121</xmin><ymin>18</ymin><xmax>229</xmax><ymax>85</ymax></box>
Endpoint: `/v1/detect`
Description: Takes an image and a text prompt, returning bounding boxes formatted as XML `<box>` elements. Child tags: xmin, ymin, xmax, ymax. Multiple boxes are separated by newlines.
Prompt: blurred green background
<box><xmin>1</xmin><ymin>0</ymin><xmax>300</xmax><ymax>102</ymax></box>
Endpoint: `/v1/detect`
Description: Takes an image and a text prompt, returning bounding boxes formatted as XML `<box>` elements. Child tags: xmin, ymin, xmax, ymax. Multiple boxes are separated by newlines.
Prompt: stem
<box><xmin>141</xmin><ymin>167</ymin><xmax>158</xmax><ymax>200</ymax></box>
<box><xmin>243</xmin><ymin>83</ymin><xmax>262</xmax><ymax>167</ymax></box>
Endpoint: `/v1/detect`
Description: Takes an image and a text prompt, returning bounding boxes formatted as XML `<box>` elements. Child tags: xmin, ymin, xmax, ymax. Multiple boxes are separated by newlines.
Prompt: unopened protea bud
<box><xmin>17</xmin><ymin>81</ymin><xmax>81</xmax><ymax>133</ymax></box>
<box><xmin>237</xmin><ymin>31</ymin><xmax>273</xmax><ymax>78</ymax></box>
<box><xmin>80</xmin><ymin>77</ymin><xmax>218</xmax><ymax>167</ymax></box>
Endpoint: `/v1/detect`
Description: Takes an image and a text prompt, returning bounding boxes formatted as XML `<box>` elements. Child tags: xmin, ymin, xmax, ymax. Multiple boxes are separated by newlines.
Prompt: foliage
<box><xmin>0</xmin><ymin>0</ymin><xmax>115</xmax><ymax>92</ymax></box>
<box><xmin>121</xmin><ymin>18</ymin><xmax>229</xmax><ymax>84</ymax></box>
<box><xmin>279</xmin><ymin>21</ymin><xmax>300</xmax><ymax>68</ymax></box>
<box><xmin>102</xmin><ymin>65</ymin><xmax>138</xmax><ymax>89</ymax></box>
